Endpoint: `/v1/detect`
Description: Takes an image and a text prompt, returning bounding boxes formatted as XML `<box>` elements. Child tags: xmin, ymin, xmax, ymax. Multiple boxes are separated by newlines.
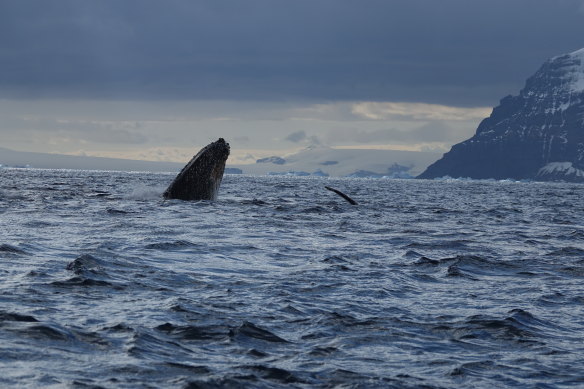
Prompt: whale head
<box><xmin>163</xmin><ymin>138</ymin><xmax>230</xmax><ymax>201</ymax></box>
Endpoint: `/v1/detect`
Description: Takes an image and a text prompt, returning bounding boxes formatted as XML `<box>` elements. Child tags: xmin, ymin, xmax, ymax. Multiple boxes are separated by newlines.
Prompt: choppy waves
<box><xmin>1</xmin><ymin>169</ymin><xmax>584</xmax><ymax>388</ymax></box>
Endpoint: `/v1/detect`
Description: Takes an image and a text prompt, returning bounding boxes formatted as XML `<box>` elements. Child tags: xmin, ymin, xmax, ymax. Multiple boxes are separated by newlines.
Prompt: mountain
<box><xmin>419</xmin><ymin>48</ymin><xmax>584</xmax><ymax>182</ymax></box>
<box><xmin>231</xmin><ymin>146</ymin><xmax>441</xmax><ymax>177</ymax></box>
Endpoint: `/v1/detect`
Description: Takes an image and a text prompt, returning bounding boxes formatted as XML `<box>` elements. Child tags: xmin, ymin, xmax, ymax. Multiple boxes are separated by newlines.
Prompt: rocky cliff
<box><xmin>419</xmin><ymin>48</ymin><xmax>584</xmax><ymax>182</ymax></box>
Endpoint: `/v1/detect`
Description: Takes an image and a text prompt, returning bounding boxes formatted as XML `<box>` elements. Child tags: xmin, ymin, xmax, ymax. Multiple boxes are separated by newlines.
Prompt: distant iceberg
<box><xmin>225</xmin><ymin>167</ymin><xmax>243</xmax><ymax>174</ymax></box>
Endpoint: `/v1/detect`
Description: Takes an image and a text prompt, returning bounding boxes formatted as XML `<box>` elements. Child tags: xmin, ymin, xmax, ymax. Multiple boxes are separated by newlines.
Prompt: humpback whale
<box><xmin>163</xmin><ymin>138</ymin><xmax>230</xmax><ymax>201</ymax></box>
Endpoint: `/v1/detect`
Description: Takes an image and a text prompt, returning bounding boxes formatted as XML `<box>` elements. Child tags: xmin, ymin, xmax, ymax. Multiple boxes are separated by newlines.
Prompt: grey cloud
<box><xmin>0</xmin><ymin>115</ymin><xmax>147</xmax><ymax>144</ymax></box>
<box><xmin>307</xmin><ymin>135</ymin><xmax>324</xmax><ymax>147</ymax></box>
<box><xmin>76</xmin><ymin>127</ymin><xmax>148</xmax><ymax>145</ymax></box>
<box><xmin>325</xmin><ymin>122</ymin><xmax>467</xmax><ymax>145</ymax></box>
<box><xmin>285</xmin><ymin>131</ymin><xmax>306</xmax><ymax>143</ymax></box>
<box><xmin>1</xmin><ymin>1</ymin><xmax>584</xmax><ymax>106</ymax></box>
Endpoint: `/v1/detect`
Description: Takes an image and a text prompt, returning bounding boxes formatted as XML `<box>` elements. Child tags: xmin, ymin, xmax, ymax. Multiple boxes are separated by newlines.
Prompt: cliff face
<box><xmin>419</xmin><ymin>48</ymin><xmax>584</xmax><ymax>181</ymax></box>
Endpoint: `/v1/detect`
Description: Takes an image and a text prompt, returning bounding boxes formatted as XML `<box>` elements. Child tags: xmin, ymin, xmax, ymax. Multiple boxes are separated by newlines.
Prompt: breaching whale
<box><xmin>163</xmin><ymin>138</ymin><xmax>230</xmax><ymax>201</ymax></box>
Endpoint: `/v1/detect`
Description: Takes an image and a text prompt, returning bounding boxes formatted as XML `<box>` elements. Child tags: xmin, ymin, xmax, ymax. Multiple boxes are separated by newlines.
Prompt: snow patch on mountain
<box><xmin>564</xmin><ymin>48</ymin><xmax>584</xmax><ymax>93</ymax></box>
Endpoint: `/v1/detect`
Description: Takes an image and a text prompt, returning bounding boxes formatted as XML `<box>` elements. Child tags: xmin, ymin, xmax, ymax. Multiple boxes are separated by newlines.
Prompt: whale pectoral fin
<box><xmin>324</xmin><ymin>186</ymin><xmax>358</xmax><ymax>205</ymax></box>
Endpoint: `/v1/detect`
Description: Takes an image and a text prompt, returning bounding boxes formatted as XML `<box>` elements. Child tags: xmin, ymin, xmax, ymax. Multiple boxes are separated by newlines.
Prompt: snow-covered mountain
<box><xmin>419</xmin><ymin>48</ymin><xmax>584</xmax><ymax>182</ymax></box>
<box><xmin>231</xmin><ymin>146</ymin><xmax>441</xmax><ymax>177</ymax></box>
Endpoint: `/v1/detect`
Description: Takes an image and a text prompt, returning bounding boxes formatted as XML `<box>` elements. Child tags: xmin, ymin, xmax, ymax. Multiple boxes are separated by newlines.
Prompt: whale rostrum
<box><xmin>163</xmin><ymin>138</ymin><xmax>230</xmax><ymax>201</ymax></box>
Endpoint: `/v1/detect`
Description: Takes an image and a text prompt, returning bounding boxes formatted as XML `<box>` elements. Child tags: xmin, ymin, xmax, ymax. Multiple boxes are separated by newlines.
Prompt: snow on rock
<box><xmin>561</xmin><ymin>48</ymin><xmax>584</xmax><ymax>94</ymax></box>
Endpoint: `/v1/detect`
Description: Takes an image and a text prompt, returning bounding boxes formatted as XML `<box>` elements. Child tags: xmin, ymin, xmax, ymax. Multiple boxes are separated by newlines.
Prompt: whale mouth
<box><xmin>163</xmin><ymin>138</ymin><xmax>230</xmax><ymax>201</ymax></box>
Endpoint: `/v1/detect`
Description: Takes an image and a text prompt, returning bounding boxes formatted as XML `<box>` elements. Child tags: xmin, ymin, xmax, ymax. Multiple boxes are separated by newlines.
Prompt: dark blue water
<box><xmin>1</xmin><ymin>168</ymin><xmax>584</xmax><ymax>388</ymax></box>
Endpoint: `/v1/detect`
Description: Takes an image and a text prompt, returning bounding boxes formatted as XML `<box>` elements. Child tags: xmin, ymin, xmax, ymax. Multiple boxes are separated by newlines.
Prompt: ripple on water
<box><xmin>2</xmin><ymin>170</ymin><xmax>584</xmax><ymax>388</ymax></box>
<box><xmin>0</xmin><ymin>243</ymin><xmax>27</xmax><ymax>255</ymax></box>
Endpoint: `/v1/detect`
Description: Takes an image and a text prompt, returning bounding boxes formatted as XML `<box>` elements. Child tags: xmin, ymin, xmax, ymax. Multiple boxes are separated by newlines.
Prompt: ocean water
<box><xmin>1</xmin><ymin>168</ymin><xmax>584</xmax><ymax>388</ymax></box>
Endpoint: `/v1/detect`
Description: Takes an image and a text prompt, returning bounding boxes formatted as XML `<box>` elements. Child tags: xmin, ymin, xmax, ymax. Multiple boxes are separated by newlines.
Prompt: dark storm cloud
<box><xmin>1</xmin><ymin>0</ymin><xmax>584</xmax><ymax>106</ymax></box>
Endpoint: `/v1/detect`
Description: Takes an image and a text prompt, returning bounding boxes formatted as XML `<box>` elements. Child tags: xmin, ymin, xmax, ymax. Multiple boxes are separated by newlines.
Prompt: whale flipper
<box><xmin>324</xmin><ymin>186</ymin><xmax>358</xmax><ymax>205</ymax></box>
<box><xmin>163</xmin><ymin>138</ymin><xmax>230</xmax><ymax>201</ymax></box>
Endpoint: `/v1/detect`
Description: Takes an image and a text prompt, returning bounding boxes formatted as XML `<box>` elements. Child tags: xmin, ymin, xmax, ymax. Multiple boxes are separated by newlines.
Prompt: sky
<box><xmin>1</xmin><ymin>0</ymin><xmax>584</xmax><ymax>164</ymax></box>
